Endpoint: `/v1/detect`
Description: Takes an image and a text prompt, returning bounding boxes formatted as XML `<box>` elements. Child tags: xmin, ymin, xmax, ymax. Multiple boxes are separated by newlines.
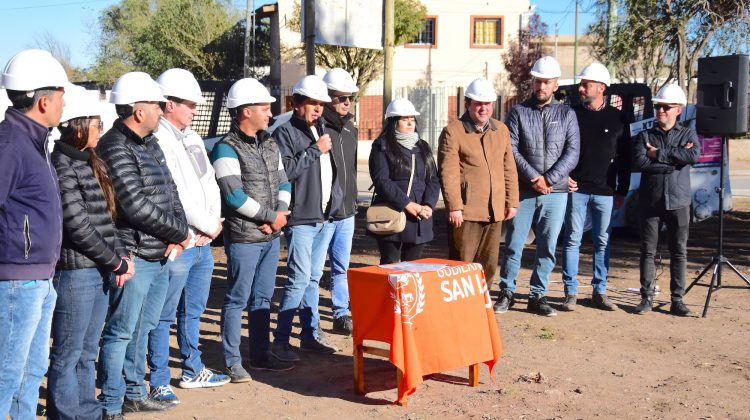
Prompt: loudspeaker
<box><xmin>696</xmin><ymin>54</ymin><xmax>749</xmax><ymax>136</ymax></box>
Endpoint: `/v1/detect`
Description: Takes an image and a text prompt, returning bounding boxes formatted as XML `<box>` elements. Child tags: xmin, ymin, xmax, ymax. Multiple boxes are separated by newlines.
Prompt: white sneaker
<box><xmin>178</xmin><ymin>367</ymin><xmax>231</xmax><ymax>389</ymax></box>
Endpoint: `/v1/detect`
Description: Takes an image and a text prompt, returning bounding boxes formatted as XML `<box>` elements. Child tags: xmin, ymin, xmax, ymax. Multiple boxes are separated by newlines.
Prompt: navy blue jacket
<box><xmin>0</xmin><ymin>108</ymin><xmax>62</xmax><ymax>280</ymax></box>
<box><xmin>368</xmin><ymin>137</ymin><xmax>440</xmax><ymax>244</ymax></box>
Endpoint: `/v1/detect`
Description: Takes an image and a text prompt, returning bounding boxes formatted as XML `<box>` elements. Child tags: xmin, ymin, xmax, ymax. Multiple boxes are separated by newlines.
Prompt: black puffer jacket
<box><xmin>97</xmin><ymin>119</ymin><xmax>189</xmax><ymax>261</ymax></box>
<box><xmin>52</xmin><ymin>141</ymin><xmax>127</xmax><ymax>271</ymax></box>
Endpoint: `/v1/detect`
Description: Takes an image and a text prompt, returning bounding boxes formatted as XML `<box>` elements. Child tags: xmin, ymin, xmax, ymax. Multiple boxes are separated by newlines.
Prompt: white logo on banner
<box><xmin>389</xmin><ymin>272</ymin><xmax>426</xmax><ymax>324</ymax></box>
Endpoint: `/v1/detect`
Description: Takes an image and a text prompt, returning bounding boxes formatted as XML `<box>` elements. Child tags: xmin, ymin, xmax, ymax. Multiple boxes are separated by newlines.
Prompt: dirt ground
<box><xmin>36</xmin><ymin>197</ymin><xmax>749</xmax><ymax>420</ymax></box>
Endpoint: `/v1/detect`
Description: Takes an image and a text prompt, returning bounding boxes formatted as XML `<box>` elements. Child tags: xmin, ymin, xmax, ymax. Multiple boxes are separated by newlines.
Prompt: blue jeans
<box><xmin>323</xmin><ymin>217</ymin><xmax>354</xmax><ymax>319</ymax></box>
<box><xmin>0</xmin><ymin>279</ymin><xmax>56</xmax><ymax>420</ymax></box>
<box><xmin>48</xmin><ymin>268</ymin><xmax>110</xmax><ymax>420</ymax></box>
<box><xmin>99</xmin><ymin>257</ymin><xmax>171</xmax><ymax>415</ymax></box>
<box><xmin>222</xmin><ymin>239</ymin><xmax>279</xmax><ymax>366</ymax></box>
<box><xmin>148</xmin><ymin>245</ymin><xmax>213</xmax><ymax>387</ymax></box>
<box><xmin>500</xmin><ymin>191</ymin><xmax>567</xmax><ymax>298</ymax></box>
<box><xmin>274</xmin><ymin>222</ymin><xmax>333</xmax><ymax>344</ymax></box>
<box><xmin>561</xmin><ymin>193</ymin><xmax>614</xmax><ymax>295</ymax></box>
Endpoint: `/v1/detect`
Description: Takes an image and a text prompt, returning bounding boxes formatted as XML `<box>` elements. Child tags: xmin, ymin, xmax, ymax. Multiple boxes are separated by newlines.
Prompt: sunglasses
<box><xmin>90</xmin><ymin>121</ymin><xmax>104</xmax><ymax>130</ymax></box>
<box><xmin>654</xmin><ymin>104</ymin><xmax>677</xmax><ymax>111</ymax></box>
<box><xmin>334</xmin><ymin>95</ymin><xmax>356</xmax><ymax>103</ymax></box>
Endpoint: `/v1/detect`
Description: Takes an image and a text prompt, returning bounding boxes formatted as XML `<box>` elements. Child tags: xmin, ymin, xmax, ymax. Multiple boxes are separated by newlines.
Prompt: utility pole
<box><xmin>554</xmin><ymin>23</ymin><xmax>559</xmax><ymax>59</ymax></box>
<box><xmin>304</xmin><ymin>0</ymin><xmax>316</xmax><ymax>75</ymax></box>
<box><xmin>573</xmin><ymin>0</ymin><xmax>579</xmax><ymax>83</ymax></box>
<box><xmin>606</xmin><ymin>0</ymin><xmax>617</xmax><ymax>78</ymax></box>
<box><xmin>383</xmin><ymin>0</ymin><xmax>394</xmax><ymax>116</ymax></box>
<box><xmin>243</xmin><ymin>0</ymin><xmax>252</xmax><ymax>77</ymax></box>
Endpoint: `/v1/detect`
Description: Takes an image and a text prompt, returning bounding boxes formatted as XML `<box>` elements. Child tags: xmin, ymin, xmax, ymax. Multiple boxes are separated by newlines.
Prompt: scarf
<box><xmin>395</xmin><ymin>130</ymin><xmax>419</xmax><ymax>150</ymax></box>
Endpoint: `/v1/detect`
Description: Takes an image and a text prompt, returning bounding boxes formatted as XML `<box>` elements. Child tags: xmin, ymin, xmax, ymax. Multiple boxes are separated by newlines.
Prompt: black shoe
<box><xmin>527</xmin><ymin>296</ymin><xmax>557</xmax><ymax>317</ymax></box>
<box><xmin>249</xmin><ymin>357</ymin><xmax>295</xmax><ymax>372</ymax></box>
<box><xmin>103</xmin><ymin>413</ymin><xmax>125</xmax><ymax>420</ymax></box>
<box><xmin>592</xmin><ymin>293</ymin><xmax>618</xmax><ymax>311</ymax></box>
<box><xmin>332</xmin><ymin>315</ymin><xmax>353</xmax><ymax>335</ymax></box>
<box><xmin>122</xmin><ymin>395</ymin><xmax>176</xmax><ymax>413</ymax></box>
<box><xmin>670</xmin><ymin>301</ymin><xmax>694</xmax><ymax>317</ymax></box>
<box><xmin>493</xmin><ymin>289</ymin><xmax>515</xmax><ymax>313</ymax></box>
<box><xmin>560</xmin><ymin>294</ymin><xmax>577</xmax><ymax>311</ymax></box>
<box><xmin>634</xmin><ymin>297</ymin><xmax>653</xmax><ymax>315</ymax></box>
<box><xmin>299</xmin><ymin>335</ymin><xmax>338</xmax><ymax>354</ymax></box>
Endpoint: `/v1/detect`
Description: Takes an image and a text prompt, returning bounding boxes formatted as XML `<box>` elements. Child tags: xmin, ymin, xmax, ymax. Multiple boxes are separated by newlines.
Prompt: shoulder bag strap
<box><xmin>406</xmin><ymin>153</ymin><xmax>416</xmax><ymax>197</ymax></box>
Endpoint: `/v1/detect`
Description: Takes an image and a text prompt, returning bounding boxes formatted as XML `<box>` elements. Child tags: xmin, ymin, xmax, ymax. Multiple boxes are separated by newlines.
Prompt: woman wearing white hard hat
<box><xmin>47</xmin><ymin>85</ymin><xmax>133</xmax><ymax>420</ymax></box>
<box><xmin>368</xmin><ymin>98</ymin><xmax>440</xmax><ymax>263</ymax></box>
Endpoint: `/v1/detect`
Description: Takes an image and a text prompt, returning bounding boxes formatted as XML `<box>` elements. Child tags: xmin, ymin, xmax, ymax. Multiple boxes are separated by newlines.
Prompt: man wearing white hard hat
<box><xmin>499</xmin><ymin>55</ymin><xmax>580</xmax><ymax>317</ymax></box>
<box><xmin>632</xmin><ymin>83</ymin><xmax>699</xmax><ymax>317</ymax></box>
<box><xmin>559</xmin><ymin>63</ymin><xmax>631</xmax><ymax>312</ymax></box>
<box><xmin>147</xmin><ymin>69</ymin><xmax>229</xmax><ymax>405</ymax></box>
<box><xmin>271</xmin><ymin>75</ymin><xmax>339</xmax><ymax>362</ymax></box>
<box><xmin>320</xmin><ymin>68</ymin><xmax>359</xmax><ymax>335</ymax></box>
<box><xmin>0</xmin><ymin>48</ymin><xmax>68</xmax><ymax>419</ymax></box>
<box><xmin>211</xmin><ymin>78</ymin><xmax>294</xmax><ymax>382</ymax></box>
<box><xmin>97</xmin><ymin>71</ymin><xmax>191</xmax><ymax>418</ymax></box>
<box><xmin>438</xmin><ymin>77</ymin><xmax>519</xmax><ymax>292</ymax></box>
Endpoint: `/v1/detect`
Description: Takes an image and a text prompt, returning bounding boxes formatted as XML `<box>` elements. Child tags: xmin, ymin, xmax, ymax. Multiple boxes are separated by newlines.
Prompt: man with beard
<box><xmin>497</xmin><ymin>56</ymin><xmax>580</xmax><ymax>317</ymax></box>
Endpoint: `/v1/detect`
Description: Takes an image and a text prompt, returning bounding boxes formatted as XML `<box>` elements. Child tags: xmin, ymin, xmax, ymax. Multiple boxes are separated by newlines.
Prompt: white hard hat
<box><xmin>1</xmin><ymin>49</ymin><xmax>69</xmax><ymax>91</ymax></box>
<box><xmin>652</xmin><ymin>83</ymin><xmax>687</xmax><ymax>106</ymax></box>
<box><xmin>576</xmin><ymin>62</ymin><xmax>611</xmax><ymax>86</ymax></box>
<box><xmin>385</xmin><ymin>98</ymin><xmax>420</xmax><ymax>118</ymax></box>
<box><xmin>322</xmin><ymin>68</ymin><xmax>359</xmax><ymax>93</ymax></box>
<box><xmin>109</xmin><ymin>72</ymin><xmax>166</xmax><ymax>105</ymax></box>
<box><xmin>61</xmin><ymin>84</ymin><xmax>101</xmax><ymax>123</ymax></box>
<box><xmin>156</xmin><ymin>68</ymin><xmax>206</xmax><ymax>104</ymax></box>
<box><xmin>226</xmin><ymin>78</ymin><xmax>276</xmax><ymax>109</ymax></box>
<box><xmin>530</xmin><ymin>56</ymin><xmax>562</xmax><ymax>79</ymax></box>
<box><xmin>464</xmin><ymin>77</ymin><xmax>497</xmax><ymax>102</ymax></box>
<box><xmin>293</xmin><ymin>75</ymin><xmax>331</xmax><ymax>102</ymax></box>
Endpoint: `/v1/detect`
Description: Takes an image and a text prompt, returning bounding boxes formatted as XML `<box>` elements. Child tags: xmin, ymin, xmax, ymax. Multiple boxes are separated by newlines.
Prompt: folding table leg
<box><xmin>468</xmin><ymin>364</ymin><xmax>479</xmax><ymax>387</ymax></box>
<box><xmin>396</xmin><ymin>368</ymin><xmax>407</xmax><ymax>406</ymax></box>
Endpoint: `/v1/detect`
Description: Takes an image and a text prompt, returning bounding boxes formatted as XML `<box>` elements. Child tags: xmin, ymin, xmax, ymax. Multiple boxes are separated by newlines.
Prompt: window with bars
<box><xmin>471</xmin><ymin>16</ymin><xmax>503</xmax><ymax>48</ymax></box>
<box><xmin>407</xmin><ymin>17</ymin><xmax>437</xmax><ymax>47</ymax></box>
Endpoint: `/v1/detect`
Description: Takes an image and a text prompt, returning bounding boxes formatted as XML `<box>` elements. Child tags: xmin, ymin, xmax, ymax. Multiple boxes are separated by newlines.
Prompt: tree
<box><xmin>90</xmin><ymin>0</ymin><xmax>267</xmax><ymax>83</ymax></box>
<box><xmin>286</xmin><ymin>0</ymin><xmax>427</xmax><ymax>92</ymax></box>
<box><xmin>588</xmin><ymin>0</ymin><xmax>750</xmax><ymax>98</ymax></box>
<box><xmin>32</xmin><ymin>31</ymin><xmax>89</xmax><ymax>82</ymax></box>
<box><xmin>501</xmin><ymin>13</ymin><xmax>549</xmax><ymax>98</ymax></box>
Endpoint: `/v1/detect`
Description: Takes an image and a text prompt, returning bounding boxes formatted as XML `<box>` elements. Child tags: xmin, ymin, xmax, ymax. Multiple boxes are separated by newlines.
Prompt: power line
<box><xmin>0</xmin><ymin>0</ymin><xmax>111</xmax><ymax>12</ymax></box>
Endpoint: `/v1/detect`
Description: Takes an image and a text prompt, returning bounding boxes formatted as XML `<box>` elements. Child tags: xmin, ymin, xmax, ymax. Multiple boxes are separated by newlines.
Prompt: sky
<box><xmin>0</xmin><ymin>0</ymin><xmax>596</xmax><ymax>72</ymax></box>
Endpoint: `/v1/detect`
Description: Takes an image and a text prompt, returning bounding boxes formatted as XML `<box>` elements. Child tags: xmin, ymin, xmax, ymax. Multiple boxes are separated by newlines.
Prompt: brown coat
<box><xmin>438</xmin><ymin>114</ymin><xmax>519</xmax><ymax>222</ymax></box>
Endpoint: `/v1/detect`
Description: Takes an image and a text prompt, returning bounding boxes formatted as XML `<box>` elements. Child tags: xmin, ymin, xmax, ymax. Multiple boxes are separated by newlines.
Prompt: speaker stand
<box><xmin>685</xmin><ymin>136</ymin><xmax>750</xmax><ymax>317</ymax></box>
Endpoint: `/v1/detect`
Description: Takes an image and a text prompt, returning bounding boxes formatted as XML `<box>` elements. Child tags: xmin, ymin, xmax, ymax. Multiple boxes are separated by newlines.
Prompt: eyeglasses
<box><xmin>335</xmin><ymin>95</ymin><xmax>356</xmax><ymax>103</ymax></box>
<box><xmin>90</xmin><ymin>121</ymin><xmax>104</xmax><ymax>130</ymax></box>
<box><xmin>654</xmin><ymin>104</ymin><xmax>677</xmax><ymax>111</ymax></box>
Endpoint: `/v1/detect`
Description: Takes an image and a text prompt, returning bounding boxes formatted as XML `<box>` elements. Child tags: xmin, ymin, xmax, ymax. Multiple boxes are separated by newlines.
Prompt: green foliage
<box><xmin>90</xmin><ymin>0</ymin><xmax>267</xmax><ymax>83</ymax></box>
<box><xmin>501</xmin><ymin>13</ymin><xmax>548</xmax><ymax>98</ymax></box>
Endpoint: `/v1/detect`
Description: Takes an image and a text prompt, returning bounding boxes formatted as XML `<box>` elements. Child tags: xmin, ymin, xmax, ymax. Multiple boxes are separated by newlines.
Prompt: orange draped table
<box><xmin>348</xmin><ymin>258</ymin><xmax>503</xmax><ymax>405</ymax></box>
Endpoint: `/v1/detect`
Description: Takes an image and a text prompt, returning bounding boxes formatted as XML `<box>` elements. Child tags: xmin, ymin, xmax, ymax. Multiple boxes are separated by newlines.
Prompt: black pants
<box><xmin>639</xmin><ymin>205</ymin><xmax>690</xmax><ymax>302</ymax></box>
<box><xmin>376</xmin><ymin>240</ymin><xmax>425</xmax><ymax>264</ymax></box>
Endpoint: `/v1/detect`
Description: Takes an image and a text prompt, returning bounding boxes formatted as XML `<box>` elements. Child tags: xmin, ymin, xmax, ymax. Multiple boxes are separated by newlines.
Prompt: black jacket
<box><xmin>633</xmin><ymin>122</ymin><xmax>700</xmax><ymax>210</ymax></box>
<box><xmin>323</xmin><ymin>106</ymin><xmax>358</xmax><ymax>219</ymax></box>
<box><xmin>52</xmin><ymin>141</ymin><xmax>128</xmax><ymax>272</ymax></box>
<box><xmin>368</xmin><ymin>136</ymin><xmax>441</xmax><ymax>244</ymax></box>
<box><xmin>274</xmin><ymin>115</ymin><xmax>343</xmax><ymax>226</ymax></box>
<box><xmin>570</xmin><ymin>104</ymin><xmax>631</xmax><ymax>196</ymax></box>
<box><xmin>96</xmin><ymin>119</ymin><xmax>189</xmax><ymax>261</ymax></box>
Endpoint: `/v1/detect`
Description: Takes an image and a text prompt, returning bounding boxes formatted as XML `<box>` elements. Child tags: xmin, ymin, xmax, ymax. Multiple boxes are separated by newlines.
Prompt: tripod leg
<box><xmin>723</xmin><ymin>260</ymin><xmax>750</xmax><ymax>286</ymax></box>
<box><xmin>701</xmin><ymin>262</ymin><xmax>720</xmax><ymax>318</ymax></box>
<box><xmin>686</xmin><ymin>258</ymin><xmax>717</xmax><ymax>293</ymax></box>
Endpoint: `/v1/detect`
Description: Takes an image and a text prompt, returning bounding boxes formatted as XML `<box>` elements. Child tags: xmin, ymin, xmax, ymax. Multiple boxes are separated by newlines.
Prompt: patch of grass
<box><xmin>538</xmin><ymin>327</ymin><xmax>556</xmax><ymax>340</ymax></box>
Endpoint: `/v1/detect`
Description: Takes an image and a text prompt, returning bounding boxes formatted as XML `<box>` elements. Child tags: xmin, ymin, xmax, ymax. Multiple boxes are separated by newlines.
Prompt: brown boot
<box><xmin>592</xmin><ymin>293</ymin><xmax>617</xmax><ymax>311</ymax></box>
<box><xmin>560</xmin><ymin>294</ymin><xmax>577</xmax><ymax>311</ymax></box>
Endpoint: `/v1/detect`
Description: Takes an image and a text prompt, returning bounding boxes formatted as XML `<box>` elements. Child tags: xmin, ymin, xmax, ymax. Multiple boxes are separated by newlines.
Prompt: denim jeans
<box><xmin>99</xmin><ymin>257</ymin><xmax>171</xmax><ymax>415</ymax></box>
<box><xmin>0</xmin><ymin>279</ymin><xmax>56</xmax><ymax>420</ymax></box>
<box><xmin>561</xmin><ymin>192</ymin><xmax>614</xmax><ymax>295</ymax></box>
<box><xmin>500</xmin><ymin>191</ymin><xmax>567</xmax><ymax>298</ymax></box>
<box><xmin>222</xmin><ymin>239</ymin><xmax>279</xmax><ymax>366</ymax></box>
<box><xmin>48</xmin><ymin>268</ymin><xmax>110</xmax><ymax>420</ymax></box>
<box><xmin>639</xmin><ymin>205</ymin><xmax>690</xmax><ymax>302</ymax></box>
<box><xmin>322</xmin><ymin>217</ymin><xmax>354</xmax><ymax>319</ymax></box>
<box><xmin>274</xmin><ymin>222</ymin><xmax>333</xmax><ymax>344</ymax></box>
<box><xmin>148</xmin><ymin>245</ymin><xmax>213</xmax><ymax>387</ymax></box>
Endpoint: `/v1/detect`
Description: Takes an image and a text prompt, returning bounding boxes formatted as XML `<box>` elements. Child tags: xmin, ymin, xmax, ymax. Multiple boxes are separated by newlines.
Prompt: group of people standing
<box><xmin>0</xmin><ymin>49</ymin><xmax>700</xmax><ymax>420</ymax></box>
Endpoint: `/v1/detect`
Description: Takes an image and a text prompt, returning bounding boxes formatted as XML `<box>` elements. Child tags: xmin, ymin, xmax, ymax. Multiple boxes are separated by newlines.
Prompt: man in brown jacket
<box><xmin>438</xmin><ymin>77</ymin><xmax>519</xmax><ymax>289</ymax></box>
